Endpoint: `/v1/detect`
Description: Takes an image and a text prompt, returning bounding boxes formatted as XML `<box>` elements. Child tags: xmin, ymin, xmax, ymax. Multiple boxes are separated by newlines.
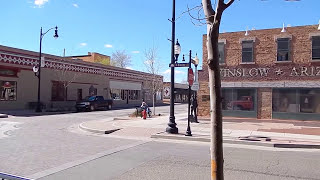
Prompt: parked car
<box><xmin>76</xmin><ymin>96</ymin><xmax>113</xmax><ymax>112</ymax></box>
<box><xmin>227</xmin><ymin>96</ymin><xmax>253</xmax><ymax>110</ymax></box>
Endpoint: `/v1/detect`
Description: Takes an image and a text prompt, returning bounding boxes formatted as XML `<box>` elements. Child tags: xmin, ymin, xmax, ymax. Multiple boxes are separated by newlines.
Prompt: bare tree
<box><xmin>143</xmin><ymin>46</ymin><xmax>163</xmax><ymax>115</ymax></box>
<box><xmin>111</xmin><ymin>50</ymin><xmax>131</xmax><ymax>68</ymax></box>
<box><xmin>182</xmin><ymin>1</ymin><xmax>298</xmax><ymax>179</ymax></box>
<box><xmin>201</xmin><ymin>0</ymin><xmax>234</xmax><ymax>180</ymax></box>
<box><xmin>54</xmin><ymin>64</ymin><xmax>81</xmax><ymax>101</ymax></box>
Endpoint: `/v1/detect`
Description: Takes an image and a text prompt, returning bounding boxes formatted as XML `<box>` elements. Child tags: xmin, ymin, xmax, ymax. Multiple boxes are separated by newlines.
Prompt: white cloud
<box><xmin>104</xmin><ymin>44</ymin><xmax>113</xmax><ymax>48</ymax></box>
<box><xmin>72</xmin><ymin>3</ymin><xmax>79</xmax><ymax>8</ymax></box>
<box><xmin>80</xmin><ymin>43</ymin><xmax>87</xmax><ymax>47</ymax></box>
<box><xmin>175</xmin><ymin>70</ymin><xmax>185</xmax><ymax>74</ymax></box>
<box><xmin>34</xmin><ymin>0</ymin><xmax>48</xmax><ymax>7</ymax></box>
<box><xmin>126</xmin><ymin>67</ymin><xmax>133</xmax><ymax>70</ymax></box>
<box><xmin>131</xmin><ymin>51</ymin><xmax>140</xmax><ymax>54</ymax></box>
<box><xmin>162</xmin><ymin>69</ymin><xmax>185</xmax><ymax>75</ymax></box>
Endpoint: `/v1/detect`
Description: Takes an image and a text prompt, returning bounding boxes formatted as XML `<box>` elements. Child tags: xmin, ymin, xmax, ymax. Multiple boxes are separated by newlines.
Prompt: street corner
<box><xmin>0</xmin><ymin>121</ymin><xmax>22</xmax><ymax>139</ymax></box>
<box><xmin>0</xmin><ymin>114</ymin><xmax>8</xmax><ymax>118</ymax></box>
<box><xmin>79</xmin><ymin>120</ymin><xmax>121</xmax><ymax>134</ymax></box>
<box><xmin>151</xmin><ymin>131</ymin><xmax>210</xmax><ymax>142</ymax></box>
<box><xmin>237</xmin><ymin>135</ymin><xmax>320</xmax><ymax>149</ymax></box>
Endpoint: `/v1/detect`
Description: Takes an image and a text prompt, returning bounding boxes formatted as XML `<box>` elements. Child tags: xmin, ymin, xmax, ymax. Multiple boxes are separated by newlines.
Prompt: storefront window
<box><xmin>89</xmin><ymin>85</ymin><xmax>97</xmax><ymax>96</ymax></box>
<box><xmin>51</xmin><ymin>81</ymin><xmax>65</xmax><ymax>101</ymax></box>
<box><xmin>111</xmin><ymin>89</ymin><xmax>140</xmax><ymax>100</ymax></box>
<box><xmin>111</xmin><ymin>89</ymin><xmax>121</xmax><ymax>100</ymax></box>
<box><xmin>0</xmin><ymin>69</ymin><xmax>17</xmax><ymax>77</ymax></box>
<box><xmin>273</xmin><ymin>89</ymin><xmax>320</xmax><ymax>114</ymax></box>
<box><xmin>0</xmin><ymin>81</ymin><xmax>17</xmax><ymax>101</ymax></box>
<box><xmin>222</xmin><ymin>88</ymin><xmax>256</xmax><ymax>111</ymax></box>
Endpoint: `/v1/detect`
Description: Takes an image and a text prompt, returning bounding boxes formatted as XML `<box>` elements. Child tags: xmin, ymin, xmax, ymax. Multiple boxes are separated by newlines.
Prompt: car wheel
<box><xmin>90</xmin><ymin>105</ymin><xmax>95</xmax><ymax>111</ymax></box>
<box><xmin>107</xmin><ymin>104</ymin><xmax>112</xmax><ymax>110</ymax></box>
<box><xmin>76</xmin><ymin>108</ymin><xmax>81</xmax><ymax>112</ymax></box>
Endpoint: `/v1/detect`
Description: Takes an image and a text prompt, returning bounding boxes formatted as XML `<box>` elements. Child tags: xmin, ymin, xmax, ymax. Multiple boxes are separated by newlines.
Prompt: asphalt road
<box><xmin>39</xmin><ymin>141</ymin><xmax>320</xmax><ymax>180</ymax></box>
<box><xmin>0</xmin><ymin>104</ymin><xmax>185</xmax><ymax>177</ymax></box>
<box><xmin>1</xmin><ymin>104</ymin><xmax>320</xmax><ymax>180</ymax></box>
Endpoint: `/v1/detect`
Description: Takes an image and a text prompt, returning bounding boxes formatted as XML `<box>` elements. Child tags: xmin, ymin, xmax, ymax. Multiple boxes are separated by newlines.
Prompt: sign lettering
<box><xmin>220</xmin><ymin>66</ymin><xmax>320</xmax><ymax>78</ymax></box>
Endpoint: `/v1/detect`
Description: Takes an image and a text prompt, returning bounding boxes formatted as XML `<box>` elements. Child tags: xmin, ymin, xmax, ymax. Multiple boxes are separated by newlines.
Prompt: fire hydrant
<box><xmin>142</xmin><ymin>109</ymin><xmax>147</xmax><ymax>119</ymax></box>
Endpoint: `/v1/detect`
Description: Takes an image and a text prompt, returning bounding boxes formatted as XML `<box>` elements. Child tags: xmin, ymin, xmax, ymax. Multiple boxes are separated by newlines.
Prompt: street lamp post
<box><xmin>166</xmin><ymin>0</ymin><xmax>179</xmax><ymax>134</ymax></box>
<box><xmin>34</xmin><ymin>26</ymin><xmax>59</xmax><ymax>112</ymax></box>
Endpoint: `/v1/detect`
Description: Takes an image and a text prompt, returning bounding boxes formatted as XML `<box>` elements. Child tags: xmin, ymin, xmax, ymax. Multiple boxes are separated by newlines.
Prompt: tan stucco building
<box><xmin>0</xmin><ymin>45</ymin><xmax>162</xmax><ymax>111</ymax></box>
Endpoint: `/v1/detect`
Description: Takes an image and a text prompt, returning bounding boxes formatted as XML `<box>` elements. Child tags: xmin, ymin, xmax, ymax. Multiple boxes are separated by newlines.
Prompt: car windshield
<box><xmin>84</xmin><ymin>96</ymin><xmax>96</xmax><ymax>101</ymax></box>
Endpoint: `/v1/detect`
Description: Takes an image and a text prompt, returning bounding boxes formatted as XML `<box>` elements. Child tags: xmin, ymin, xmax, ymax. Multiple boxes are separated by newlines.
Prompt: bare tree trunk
<box><xmin>202</xmin><ymin>1</ymin><xmax>234</xmax><ymax>179</ymax></box>
<box><xmin>208</xmin><ymin>26</ymin><xmax>224</xmax><ymax>180</ymax></box>
<box><xmin>153</xmin><ymin>92</ymin><xmax>155</xmax><ymax>115</ymax></box>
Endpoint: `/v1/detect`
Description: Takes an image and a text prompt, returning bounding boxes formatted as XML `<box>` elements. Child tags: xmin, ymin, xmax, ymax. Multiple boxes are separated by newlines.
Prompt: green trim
<box><xmin>273</xmin><ymin>112</ymin><xmax>320</xmax><ymax>121</ymax></box>
<box><xmin>223</xmin><ymin>110</ymin><xmax>257</xmax><ymax>118</ymax></box>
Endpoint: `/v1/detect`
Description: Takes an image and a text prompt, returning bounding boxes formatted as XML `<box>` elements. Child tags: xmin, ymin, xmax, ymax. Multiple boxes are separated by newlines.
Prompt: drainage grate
<box><xmin>238</xmin><ymin>135</ymin><xmax>271</xmax><ymax>142</ymax></box>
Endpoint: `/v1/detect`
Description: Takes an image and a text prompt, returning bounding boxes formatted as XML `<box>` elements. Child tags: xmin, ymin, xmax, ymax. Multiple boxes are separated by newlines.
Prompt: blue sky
<box><xmin>0</xmin><ymin>0</ymin><xmax>319</xmax><ymax>82</ymax></box>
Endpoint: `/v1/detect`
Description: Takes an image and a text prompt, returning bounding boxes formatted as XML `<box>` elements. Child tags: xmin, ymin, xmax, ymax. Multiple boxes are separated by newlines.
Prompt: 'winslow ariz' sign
<box><xmin>220</xmin><ymin>65</ymin><xmax>320</xmax><ymax>81</ymax></box>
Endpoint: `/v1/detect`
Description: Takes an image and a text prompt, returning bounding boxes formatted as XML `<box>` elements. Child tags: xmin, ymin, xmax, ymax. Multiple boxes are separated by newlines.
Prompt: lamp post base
<box><xmin>166</xmin><ymin>116</ymin><xmax>178</xmax><ymax>134</ymax></box>
<box><xmin>185</xmin><ymin>126</ymin><xmax>192</xmax><ymax>136</ymax></box>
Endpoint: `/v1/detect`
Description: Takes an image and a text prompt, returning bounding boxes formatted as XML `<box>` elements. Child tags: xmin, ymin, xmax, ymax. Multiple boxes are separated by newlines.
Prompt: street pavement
<box><xmin>39</xmin><ymin>141</ymin><xmax>320</xmax><ymax>180</ymax></box>
<box><xmin>0</xmin><ymin>104</ymin><xmax>187</xmax><ymax>178</ymax></box>
<box><xmin>1</xmin><ymin>104</ymin><xmax>320</xmax><ymax>180</ymax></box>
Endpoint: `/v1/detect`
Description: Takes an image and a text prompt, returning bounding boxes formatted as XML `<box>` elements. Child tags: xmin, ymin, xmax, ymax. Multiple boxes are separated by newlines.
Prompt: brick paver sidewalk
<box><xmin>80</xmin><ymin>114</ymin><xmax>320</xmax><ymax>148</ymax></box>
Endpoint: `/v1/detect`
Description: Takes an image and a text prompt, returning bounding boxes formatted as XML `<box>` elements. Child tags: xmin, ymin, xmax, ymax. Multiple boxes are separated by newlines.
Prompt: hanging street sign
<box><xmin>191</xmin><ymin>82</ymin><xmax>199</xmax><ymax>91</ymax></box>
<box><xmin>169</xmin><ymin>63</ymin><xmax>189</xmax><ymax>68</ymax></box>
<box><xmin>188</xmin><ymin>68</ymin><xmax>194</xmax><ymax>86</ymax></box>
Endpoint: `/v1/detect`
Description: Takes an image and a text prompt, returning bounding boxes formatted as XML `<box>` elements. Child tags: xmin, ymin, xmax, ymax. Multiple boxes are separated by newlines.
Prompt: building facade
<box><xmin>163</xmin><ymin>82</ymin><xmax>194</xmax><ymax>103</ymax></box>
<box><xmin>0</xmin><ymin>45</ymin><xmax>162</xmax><ymax>111</ymax></box>
<box><xmin>198</xmin><ymin>24</ymin><xmax>320</xmax><ymax>120</ymax></box>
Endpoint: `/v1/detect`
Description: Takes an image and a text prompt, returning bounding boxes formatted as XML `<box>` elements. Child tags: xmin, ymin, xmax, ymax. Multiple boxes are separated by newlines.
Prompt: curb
<box><xmin>151</xmin><ymin>132</ymin><xmax>274</xmax><ymax>147</ymax></box>
<box><xmin>79</xmin><ymin>122</ymin><xmax>121</xmax><ymax>134</ymax></box>
<box><xmin>274</xmin><ymin>144</ymin><xmax>320</xmax><ymax>149</ymax></box>
<box><xmin>151</xmin><ymin>132</ymin><xmax>320</xmax><ymax>149</ymax></box>
<box><xmin>0</xmin><ymin>114</ymin><xmax>8</xmax><ymax>118</ymax></box>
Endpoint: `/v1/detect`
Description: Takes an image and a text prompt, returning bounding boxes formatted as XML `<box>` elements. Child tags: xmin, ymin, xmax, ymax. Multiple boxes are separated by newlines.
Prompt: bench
<box><xmin>135</xmin><ymin>107</ymin><xmax>143</xmax><ymax>117</ymax></box>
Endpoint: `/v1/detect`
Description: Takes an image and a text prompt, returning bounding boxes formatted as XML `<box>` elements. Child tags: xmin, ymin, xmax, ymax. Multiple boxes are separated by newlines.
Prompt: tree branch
<box><xmin>176</xmin><ymin>4</ymin><xmax>203</xmax><ymax>20</ymax></box>
<box><xmin>221</xmin><ymin>0</ymin><xmax>234</xmax><ymax>11</ymax></box>
<box><xmin>202</xmin><ymin>0</ymin><xmax>216</xmax><ymax>23</ymax></box>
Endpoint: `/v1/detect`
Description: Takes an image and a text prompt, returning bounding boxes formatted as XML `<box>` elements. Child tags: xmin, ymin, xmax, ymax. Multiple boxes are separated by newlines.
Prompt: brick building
<box><xmin>0</xmin><ymin>45</ymin><xmax>162</xmax><ymax>111</ymax></box>
<box><xmin>71</xmin><ymin>52</ymin><xmax>110</xmax><ymax>65</ymax></box>
<box><xmin>198</xmin><ymin>24</ymin><xmax>320</xmax><ymax>120</ymax></box>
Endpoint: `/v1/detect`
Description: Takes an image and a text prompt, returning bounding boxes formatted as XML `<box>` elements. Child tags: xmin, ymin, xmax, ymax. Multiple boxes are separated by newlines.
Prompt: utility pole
<box><xmin>166</xmin><ymin>0</ymin><xmax>179</xmax><ymax>134</ymax></box>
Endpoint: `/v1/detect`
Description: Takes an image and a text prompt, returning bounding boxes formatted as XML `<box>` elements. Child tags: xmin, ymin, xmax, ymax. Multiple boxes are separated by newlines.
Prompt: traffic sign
<box><xmin>164</xmin><ymin>87</ymin><xmax>170</xmax><ymax>97</ymax></box>
<box><xmin>169</xmin><ymin>63</ymin><xmax>189</xmax><ymax>68</ymax></box>
<box><xmin>191</xmin><ymin>82</ymin><xmax>199</xmax><ymax>91</ymax></box>
<box><xmin>188</xmin><ymin>68</ymin><xmax>194</xmax><ymax>86</ymax></box>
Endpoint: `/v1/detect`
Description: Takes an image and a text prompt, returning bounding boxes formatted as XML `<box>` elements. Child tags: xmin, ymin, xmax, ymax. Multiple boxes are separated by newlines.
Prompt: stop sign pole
<box><xmin>169</xmin><ymin>50</ymin><xmax>194</xmax><ymax>136</ymax></box>
<box><xmin>186</xmin><ymin>50</ymin><xmax>193</xmax><ymax>136</ymax></box>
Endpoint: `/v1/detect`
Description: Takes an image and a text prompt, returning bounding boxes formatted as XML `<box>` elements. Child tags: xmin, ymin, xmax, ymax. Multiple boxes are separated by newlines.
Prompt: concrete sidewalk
<box><xmin>79</xmin><ymin>113</ymin><xmax>320</xmax><ymax>148</ymax></box>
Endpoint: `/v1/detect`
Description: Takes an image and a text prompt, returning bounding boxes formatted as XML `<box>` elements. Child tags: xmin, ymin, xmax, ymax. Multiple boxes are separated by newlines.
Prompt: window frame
<box><xmin>276</xmin><ymin>38</ymin><xmax>291</xmax><ymax>62</ymax></box>
<box><xmin>241</xmin><ymin>40</ymin><xmax>254</xmax><ymax>63</ymax></box>
<box><xmin>0</xmin><ymin>80</ymin><xmax>17</xmax><ymax>101</ymax></box>
<box><xmin>51</xmin><ymin>81</ymin><xmax>66</xmax><ymax>101</ymax></box>
<box><xmin>218</xmin><ymin>42</ymin><xmax>225</xmax><ymax>64</ymax></box>
<box><xmin>312</xmin><ymin>36</ymin><xmax>320</xmax><ymax>60</ymax></box>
